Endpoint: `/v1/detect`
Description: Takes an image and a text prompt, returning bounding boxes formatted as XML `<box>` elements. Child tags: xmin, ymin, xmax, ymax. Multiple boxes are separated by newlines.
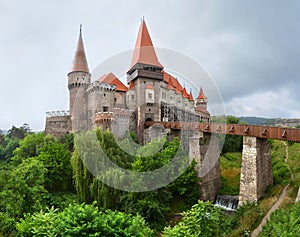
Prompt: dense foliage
<box><xmin>163</xmin><ymin>201</ymin><xmax>231</xmax><ymax>237</ymax></box>
<box><xmin>17</xmin><ymin>203</ymin><xmax>153</xmax><ymax>237</ymax></box>
<box><xmin>259</xmin><ymin>202</ymin><xmax>300</xmax><ymax>236</ymax></box>
<box><xmin>0</xmin><ymin>123</ymin><xmax>299</xmax><ymax>236</ymax></box>
<box><xmin>71</xmin><ymin>128</ymin><xmax>200</xmax><ymax>230</ymax></box>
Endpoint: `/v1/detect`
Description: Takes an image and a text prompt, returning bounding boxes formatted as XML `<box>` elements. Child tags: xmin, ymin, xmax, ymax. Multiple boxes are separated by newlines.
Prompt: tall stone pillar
<box><xmin>189</xmin><ymin>132</ymin><xmax>222</xmax><ymax>201</ymax></box>
<box><xmin>239</xmin><ymin>137</ymin><xmax>273</xmax><ymax>206</ymax></box>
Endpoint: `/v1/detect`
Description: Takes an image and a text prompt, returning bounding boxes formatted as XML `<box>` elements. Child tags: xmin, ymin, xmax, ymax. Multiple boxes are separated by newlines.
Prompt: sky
<box><xmin>0</xmin><ymin>0</ymin><xmax>299</xmax><ymax>131</ymax></box>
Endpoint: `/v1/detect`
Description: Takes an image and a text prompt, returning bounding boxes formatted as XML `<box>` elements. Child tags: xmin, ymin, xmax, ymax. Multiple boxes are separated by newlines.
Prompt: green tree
<box><xmin>37</xmin><ymin>138</ymin><xmax>73</xmax><ymax>192</ymax></box>
<box><xmin>17</xmin><ymin>203</ymin><xmax>153</xmax><ymax>237</ymax></box>
<box><xmin>0</xmin><ymin>158</ymin><xmax>47</xmax><ymax>219</ymax></box>
<box><xmin>163</xmin><ymin>201</ymin><xmax>228</xmax><ymax>237</ymax></box>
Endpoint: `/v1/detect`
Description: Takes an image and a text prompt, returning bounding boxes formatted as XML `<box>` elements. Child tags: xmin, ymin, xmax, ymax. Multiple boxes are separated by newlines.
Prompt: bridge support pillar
<box><xmin>189</xmin><ymin>132</ymin><xmax>222</xmax><ymax>201</ymax></box>
<box><xmin>239</xmin><ymin>136</ymin><xmax>273</xmax><ymax>206</ymax></box>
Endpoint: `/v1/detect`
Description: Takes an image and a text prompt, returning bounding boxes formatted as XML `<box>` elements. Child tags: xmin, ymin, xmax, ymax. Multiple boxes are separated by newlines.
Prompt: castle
<box><xmin>45</xmin><ymin>20</ymin><xmax>210</xmax><ymax>143</ymax></box>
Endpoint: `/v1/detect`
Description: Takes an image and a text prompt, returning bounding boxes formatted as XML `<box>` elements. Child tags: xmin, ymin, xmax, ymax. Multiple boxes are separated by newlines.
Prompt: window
<box><xmin>131</xmin><ymin>94</ymin><xmax>134</xmax><ymax>100</ymax></box>
<box><xmin>103</xmin><ymin>106</ymin><xmax>108</xmax><ymax>112</ymax></box>
<box><xmin>162</xmin><ymin>92</ymin><xmax>166</xmax><ymax>99</ymax></box>
<box><xmin>148</xmin><ymin>93</ymin><xmax>152</xmax><ymax>99</ymax></box>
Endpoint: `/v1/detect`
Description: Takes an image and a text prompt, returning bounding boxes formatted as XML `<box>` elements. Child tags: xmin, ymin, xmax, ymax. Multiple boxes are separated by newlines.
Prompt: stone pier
<box><xmin>189</xmin><ymin>132</ymin><xmax>222</xmax><ymax>201</ymax></box>
<box><xmin>239</xmin><ymin>137</ymin><xmax>273</xmax><ymax>206</ymax></box>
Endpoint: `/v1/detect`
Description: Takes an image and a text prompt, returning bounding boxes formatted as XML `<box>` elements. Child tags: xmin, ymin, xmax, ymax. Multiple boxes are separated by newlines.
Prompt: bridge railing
<box><xmin>144</xmin><ymin>121</ymin><xmax>300</xmax><ymax>142</ymax></box>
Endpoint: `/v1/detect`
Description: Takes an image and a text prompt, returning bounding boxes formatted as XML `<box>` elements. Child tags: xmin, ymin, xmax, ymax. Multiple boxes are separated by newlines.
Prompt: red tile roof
<box><xmin>129</xmin><ymin>20</ymin><xmax>163</xmax><ymax>69</ymax></box>
<box><xmin>182</xmin><ymin>88</ymin><xmax>189</xmax><ymax>99</ymax></box>
<box><xmin>188</xmin><ymin>90</ymin><xmax>194</xmax><ymax>101</ymax></box>
<box><xmin>128</xmin><ymin>80</ymin><xmax>135</xmax><ymax>90</ymax></box>
<box><xmin>71</xmin><ymin>26</ymin><xmax>89</xmax><ymax>73</ymax></box>
<box><xmin>98</xmin><ymin>72</ymin><xmax>128</xmax><ymax>92</ymax></box>
<box><xmin>195</xmin><ymin>107</ymin><xmax>210</xmax><ymax>115</ymax></box>
<box><xmin>167</xmin><ymin>76</ymin><xmax>175</xmax><ymax>90</ymax></box>
<box><xmin>145</xmin><ymin>84</ymin><xmax>154</xmax><ymax>89</ymax></box>
<box><xmin>197</xmin><ymin>86</ymin><xmax>207</xmax><ymax>100</ymax></box>
<box><xmin>163</xmin><ymin>71</ymin><xmax>183</xmax><ymax>94</ymax></box>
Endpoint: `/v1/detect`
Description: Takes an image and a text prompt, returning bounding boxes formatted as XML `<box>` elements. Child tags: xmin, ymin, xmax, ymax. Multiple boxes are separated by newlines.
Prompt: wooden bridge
<box><xmin>145</xmin><ymin>121</ymin><xmax>300</xmax><ymax>205</ymax></box>
<box><xmin>145</xmin><ymin>121</ymin><xmax>300</xmax><ymax>142</ymax></box>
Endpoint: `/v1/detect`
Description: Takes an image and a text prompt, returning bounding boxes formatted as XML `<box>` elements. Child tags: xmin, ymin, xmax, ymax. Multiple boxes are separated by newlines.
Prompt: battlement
<box><xmin>46</xmin><ymin>110</ymin><xmax>70</xmax><ymax>117</ymax></box>
<box><xmin>87</xmin><ymin>81</ymin><xmax>116</xmax><ymax>94</ymax></box>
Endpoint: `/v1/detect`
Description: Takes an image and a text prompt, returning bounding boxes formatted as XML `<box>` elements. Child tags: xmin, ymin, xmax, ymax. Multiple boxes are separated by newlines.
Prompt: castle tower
<box><xmin>68</xmin><ymin>25</ymin><xmax>91</xmax><ymax>132</ymax></box>
<box><xmin>196</xmin><ymin>87</ymin><xmax>208</xmax><ymax>110</ymax></box>
<box><xmin>195</xmin><ymin>86</ymin><xmax>210</xmax><ymax>122</ymax></box>
<box><xmin>127</xmin><ymin>19</ymin><xmax>164</xmax><ymax>143</ymax></box>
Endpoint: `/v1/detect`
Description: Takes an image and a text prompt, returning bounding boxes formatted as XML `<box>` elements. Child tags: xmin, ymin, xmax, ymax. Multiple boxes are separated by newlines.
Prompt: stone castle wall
<box><xmin>45</xmin><ymin>114</ymin><xmax>71</xmax><ymax>137</ymax></box>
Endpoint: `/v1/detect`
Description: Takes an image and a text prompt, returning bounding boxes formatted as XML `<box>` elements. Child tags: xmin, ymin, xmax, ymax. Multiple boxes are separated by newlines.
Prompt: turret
<box><xmin>196</xmin><ymin>86</ymin><xmax>208</xmax><ymax>110</ymax></box>
<box><xmin>68</xmin><ymin>25</ymin><xmax>91</xmax><ymax>132</ymax></box>
<box><xmin>127</xmin><ymin>19</ymin><xmax>164</xmax><ymax>143</ymax></box>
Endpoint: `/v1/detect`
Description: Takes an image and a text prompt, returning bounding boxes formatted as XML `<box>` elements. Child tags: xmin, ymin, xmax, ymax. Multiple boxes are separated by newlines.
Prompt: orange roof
<box><xmin>129</xmin><ymin>20</ymin><xmax>163</xmax><ymax>69</ymax></box>
<box><xmin>167</xmin><ymin>76</ymin><xmax>175</xmax><ymax>90</ymax></box>
<box><xmin>195</xmin><ymin>107</ymin><xmax>210</xmax><ymax>115</ymax></box>
<box><xmin>128</xmin><ymin>80</ymin><xmax>135</xmax><ymax>90</ymax></box>
<box><xmin>188</xmin><ymin>90</ymin><xmax>194</xmax><ymax>101</ymax></box>
<box><xmin>98</xmin><ymin>72</ymin><xmax>128</xmax><ymax>92</ymax></box>
<box><xmin>145</xmin><ymin>84</ymin><xmax>154</xmax><ymax>89</ymax></box>
<box><xmin>175</xmin><ymin>80</ymin><xmax>182</xmax><ymax>94</ymax></box>
<box><xmin>182</xmin><ymin>88</ymin><xmax>189</xmax><ymax>99</ymax></box>
<box><xmin>197</xmin><ymin>87</ymin><xmax>207</xmax><ymax>100</ymax></box>
<box><xmin>163</xmin><ymin>71</ymin><xmax>183</xmax><ymax>93</ymax></box>
<box><xmin>71</xmin><ymin>26</ymin><xmax>89</xmax><ymax>73</ymax></box>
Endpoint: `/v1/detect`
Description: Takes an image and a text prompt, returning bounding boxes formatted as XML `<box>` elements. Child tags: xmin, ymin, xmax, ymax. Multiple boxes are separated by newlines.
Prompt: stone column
<box><xmin>189</xmin><ymin>132</ymin><xmax>222</xmax><ymax>201</ymax></box>
<box><xmin>239</xmin><ymin>137</ymin><xmax>273</xmax><ymax>206</ymax></box>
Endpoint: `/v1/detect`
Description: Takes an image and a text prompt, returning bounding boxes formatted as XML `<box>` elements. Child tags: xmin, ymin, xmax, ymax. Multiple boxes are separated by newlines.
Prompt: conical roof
<box><xmin>71</xmin><ymin>25</ymin><xmax>89</xmax><ymax>73</ymax></box>
<box><xmin>182</xmin><ymin>88</ymin><xmax>189</xmax><ymax>99</ymax></box>
<box><xmin>197</xmin><ymin>87</ymin><xmax>207</xmax><ymax>100</ymax></box>
<box><xmin>188</xmin><ymin>90</ymin><xmax>194</xmax><ymax>101</ymax></box>
<box><xmin>129</xmin><ymin>19</ymin><xmax>163</xmax><ymax>69</ymax></box>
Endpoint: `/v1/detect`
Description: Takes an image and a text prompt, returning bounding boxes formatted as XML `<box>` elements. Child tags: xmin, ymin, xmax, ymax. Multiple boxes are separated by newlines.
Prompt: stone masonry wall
<box><xmin>189</xmin><ymin>132</ymin><xmax>222</xmax><ymax>201</ymax></box>
<box><xmin>45</xmin><ymin>115</ymin><xmax>71</xmax><ymax>137</ymax></box>
<box><xmin>239</xmin><ymin>136</ymin><xmax>273</xmax><ymax>206</ymax></box>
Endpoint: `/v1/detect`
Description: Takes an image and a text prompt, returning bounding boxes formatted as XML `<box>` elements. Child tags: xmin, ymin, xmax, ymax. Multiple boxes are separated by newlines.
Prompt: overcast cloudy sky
<box><xmin>0</xmin><ymin>0</ymin><xmax>299</xmax><ymax>131</ymax></box>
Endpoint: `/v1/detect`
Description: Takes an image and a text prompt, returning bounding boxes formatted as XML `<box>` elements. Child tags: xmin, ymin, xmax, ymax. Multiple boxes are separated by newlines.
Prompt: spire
<box><xmin>182</xmin><ymin>88</ymin><xmax>189</xmax><ymax>99</ymax></box>
<box><xmin>188</xmin><ymin>90</ymin><xmax>194</xmax><ymax>101</ymax></box>
<box><xmin>70</xmin><ymin>25</ymin><xmax>89</xmax><ymax>73</ymax></box>
<box><xmin>129</xmin><ymin>19</ymin><xmax>163</xmax><ymax>69</ymax></box>
<box><xmin>197</xmin><ymin>86</ymin><xmax>207</xmax><ymax>100</ymax></box>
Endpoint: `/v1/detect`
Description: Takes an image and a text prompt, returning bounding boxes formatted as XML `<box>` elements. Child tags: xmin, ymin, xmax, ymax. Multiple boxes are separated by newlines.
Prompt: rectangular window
<box><xmin>131</xmin><ymin>94</ymin><xmax>134</xmax><ymax>100</ymax></box>
<box><xmin>148</xmin><ymin>93</ymin><xmax>152</xmax><ymax>99</ymax></box>
<box><xmin>103</xmin><ymin>106</ymin><xmax>108</xmax><ymax>112</ymax></box>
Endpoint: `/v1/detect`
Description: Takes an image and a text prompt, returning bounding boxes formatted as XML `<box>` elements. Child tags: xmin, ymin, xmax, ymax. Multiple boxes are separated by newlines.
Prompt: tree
<box><xmin>0</xmin><ymin>158</ymin><xmax>47</xmax><ymax>219</ymax></box>
<box><xmin>17</xmin><ymin>203</ymin><xmax>153</xmax><ymax>237</ymax></box>
<box><xmin>7</xmin><ymin>124</ymin><xmax>31</xmax><ymax>140</ymax></box>
<box><xmin>37</xmin><ymin>138</ymin><xmax>73</xmax><ymax>192</ymax></box>
<box><xmin>163</xmin><ymin>201</ymin><xmax>228</xmax><ymax>237</ymax></box>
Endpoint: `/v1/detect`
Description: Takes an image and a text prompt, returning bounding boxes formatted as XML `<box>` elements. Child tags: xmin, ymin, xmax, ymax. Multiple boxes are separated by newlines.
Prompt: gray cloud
<box><xmin>0</xmin><ymin>0</ymin><xmax>299</xmax><ymax>130</ymax></box>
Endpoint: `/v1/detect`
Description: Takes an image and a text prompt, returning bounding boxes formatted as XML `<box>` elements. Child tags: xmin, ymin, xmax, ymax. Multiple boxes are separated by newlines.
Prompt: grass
<box><xmin>219</xmin><ymin>152</ymin><xmax>242</xmax><ymax>195</ymax></box>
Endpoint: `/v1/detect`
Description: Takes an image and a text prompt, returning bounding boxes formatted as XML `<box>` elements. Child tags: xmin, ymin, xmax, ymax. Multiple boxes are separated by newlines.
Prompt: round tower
<box><xmin>68</xmin><ymin>25</ymin><xmax>91</xmax><ymax>132</ymax></box>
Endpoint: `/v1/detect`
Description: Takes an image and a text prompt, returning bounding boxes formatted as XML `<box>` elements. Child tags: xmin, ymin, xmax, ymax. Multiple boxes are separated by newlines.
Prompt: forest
<box><xmin>0</xmin><ymin>120</ymin><xmax>299</xmax><ymax>236</ymax></box>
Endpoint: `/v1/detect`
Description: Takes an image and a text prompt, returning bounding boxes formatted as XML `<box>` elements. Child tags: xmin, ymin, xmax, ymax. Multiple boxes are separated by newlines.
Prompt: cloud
<box><xmin>0</xmin><ymin>0</ymin><xmax>299</xmax><ymax>130</ymax></box>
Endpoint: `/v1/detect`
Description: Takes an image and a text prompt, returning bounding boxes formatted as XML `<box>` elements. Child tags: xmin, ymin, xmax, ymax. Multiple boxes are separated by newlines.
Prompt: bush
<box><xmin>17</xmin><ymin>203</ymin><xmax>153</xmax><ymax>237</ymax></box>
<box><xmin>163</xmin><ymin>201</ymin><xmax>229</xmax><ymax>237</ymax></box>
